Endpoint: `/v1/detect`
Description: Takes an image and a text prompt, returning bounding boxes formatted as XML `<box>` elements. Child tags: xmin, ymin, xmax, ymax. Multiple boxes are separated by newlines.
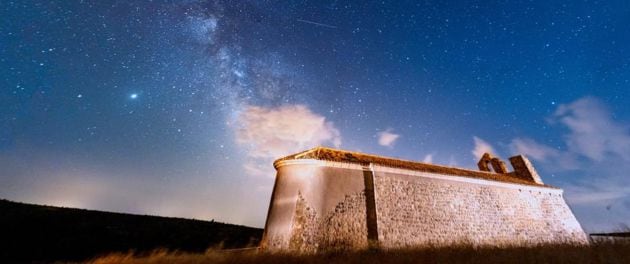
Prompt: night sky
<box><xmin>2</xmin><ymin>1</ymin><xmax>630</xmax><ymax>231</ymax></box>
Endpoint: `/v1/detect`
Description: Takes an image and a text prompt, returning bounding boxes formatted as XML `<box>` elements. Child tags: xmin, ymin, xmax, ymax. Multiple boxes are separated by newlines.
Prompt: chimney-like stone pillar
<box><xmin>509</xmin><ymin>155</ymin><xmax>544</xmax><ymax>184</ymax></box>
<box><xmin>490</xmin><ymin>158</ymin><xmax>508</xmax><ymax>174</ymax></box>
<box><xmin>477</xmin><ymin>153</ymin><xmax>508</xmax><ymax>174</ymax></box>
<box><xmin>477</xmin><ymin>153</ymin><xmax>492</xmax><ymax>172</ymax></box>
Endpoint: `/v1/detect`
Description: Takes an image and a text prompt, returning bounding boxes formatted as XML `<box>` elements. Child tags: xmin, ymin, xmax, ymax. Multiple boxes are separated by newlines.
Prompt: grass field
<box><xmin>92</xmin><ymin>241</ymin><xmax>630</xmax><ymax>264</ymax></box>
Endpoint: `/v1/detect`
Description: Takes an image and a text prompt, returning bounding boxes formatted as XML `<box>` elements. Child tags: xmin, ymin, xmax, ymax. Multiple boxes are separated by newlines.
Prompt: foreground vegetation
<box><xmin>92</xmin><ymin>241</ymin><xmax>630</xmax><ymax>264</ymax></box>
<box><xmin>4</xmin><ymin>199</ymin><xmax>629</xmax><ymax>263</ymax></box>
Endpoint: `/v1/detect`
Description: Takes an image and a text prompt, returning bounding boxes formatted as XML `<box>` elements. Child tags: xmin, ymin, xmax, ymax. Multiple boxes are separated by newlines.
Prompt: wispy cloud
<box><xmin>377</xmin><ymin>129</ymin><xmax>400</xmax><ymax>148</ymax></box>
<box><xmin>422</xmin><ymin>154</ymin><xmax>434</xmax><ymax>164</ymax></box>
<box><xmin>472</xmin><ymin>136</ymin><xmax>495</xmax><ymax>160</ymax></box>
<box><xmin>235</xmin><ymin>104</ymin><xmax>341</xmax><ymax>177</ymax></box>
<box><xmin>554</xmin><ymin>97</ymin><xmax>630</xmax><ymax>161</ymax></box>
<box><xmin>509</xmin><ymin>137</ymin><xmax>580</xmax><ymax>171</ymax></box>
<box><xmin>564</xmin><ymin>185</ymin><xmax>630</xmax><ymax>205</ymax></box>
<box><xmin>506</xmin><ymin>97</ymin><xmax>630</xmax><ymax>231</ymax></box>
<box><xmin>509</xmin><ymin>138</ymin><xmax>560</xmax><ymax>161</ymax></box>
<box><xmin>510</xmin><ymin>97</ymin><xmax>630</xmax><ymax>168</ymax></box>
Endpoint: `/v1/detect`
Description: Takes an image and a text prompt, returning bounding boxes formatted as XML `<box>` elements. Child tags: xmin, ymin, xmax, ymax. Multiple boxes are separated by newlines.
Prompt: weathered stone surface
<box><xmin>261</xmin><ymin>148</ymin><xmax>589</xmax><ymax>252</ymax></box>
<box><xmin>477</xmin><ymin>153</ymin><xmax>493</xmax><ymax>172</ymax></box>
<box><xmin>261</xmin><ymin>161</ymin><xmax>369</xmax><ymax>252</ymax></box>
<box><xmin>490</xmin><ymin>157</ymin><xmax>509</xmax><ymax>174</ymax></box>
<box><xmin>509</xmin><ymin>155</ymin><xmax>544</xmax><ymax>184</ymax></box>
<box><xmin>282</xmin><ymin>191</ymin><xmax>368</xmax><ymax>252</ymax></box>
<box><xmin>478</xmin><ymin>152</ymin><xmax>509</xmax><ymax>174</ymax></box>
<box><xmin>373</xmin><ymin>169</ymin><xmax>587</xmax><ymax>248</ymax></box>
<box><xmin>276</xmin><ymin>147</ymin><xmax>547</xmax><ymax>186</ymax></box>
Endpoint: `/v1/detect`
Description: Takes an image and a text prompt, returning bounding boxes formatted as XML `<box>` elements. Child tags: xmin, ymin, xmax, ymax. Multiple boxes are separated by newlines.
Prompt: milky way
<box><xmin>1</xmin><ymin>1</ymin><xmax>630</xmax><ymax>231</ymax></box>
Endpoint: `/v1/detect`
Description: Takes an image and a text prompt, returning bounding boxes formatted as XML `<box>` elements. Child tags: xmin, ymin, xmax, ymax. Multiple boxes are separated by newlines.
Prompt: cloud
<box><xmin>553</xmin><ymin>97</ymin><xmax>630</xmax><ymax>161</ymax></box>
<box><xmin>504</xmin><ymin>97</ymin><xmax>630</xmax><ymax>231</ymax></box>
<box><xmin>377</xmin><ymin>129</ymin><xmax>400</xmax><ymax>148</ymax></box>
<box><xmin>235</xmin><ymin>104</ymin><xmax>341</xmax><ymax>177</ymax></box>
<box><xmin>564</xmin><ymin>185</ymin><xmax>630</xmax><ymax>205</ymax></box>
<box><xmin>472</xmin><ymin>136</ymin><xmax>495</xmax><ymax>160</ymax></box>
<box><xmin>510</xmin><ymin>97</ymin><xmax>630</xmax><ymax>167</ymax></box>
<box><xmin>422</xmin><ymin>154</ymin><xmax>434</xmax><ymax>164</ymax></box>
<box><xmin>509</xmin><ymin>138</ymin><xmax>560</xmax><ymax>161</ymax></box>
<box><xmin>509</xmin><ymin>138</ymin><xmax>579</xmax><ymax>171</ymax></box>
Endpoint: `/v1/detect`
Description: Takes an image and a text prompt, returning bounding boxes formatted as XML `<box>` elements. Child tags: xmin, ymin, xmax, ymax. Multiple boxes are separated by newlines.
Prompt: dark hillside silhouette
<box><xmin>0</xmin><ymin>199</ymin><xmax>262</xmax><ymax>263</ymax></box>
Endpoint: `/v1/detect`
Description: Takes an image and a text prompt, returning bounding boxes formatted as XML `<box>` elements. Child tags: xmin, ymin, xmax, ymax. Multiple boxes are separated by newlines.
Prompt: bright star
<box><xmin>130</xmin><ymin>93</ymin><xmax>138</xmax><ymax>99</ymax></box>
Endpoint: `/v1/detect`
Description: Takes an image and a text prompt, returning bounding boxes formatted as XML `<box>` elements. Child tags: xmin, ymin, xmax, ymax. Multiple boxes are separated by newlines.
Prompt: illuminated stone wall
<box><xmin>261</xmin><ymin>161</ymin><xmax>369</xmax><ymax>252</ymax></box>
<box><xmin>372</xmin><ymin>165</ymin><xmax>589</xmax><ymax>248</ymax></box>
<box><xmin>260</xmin><ymin>160</ymin><xmax>589</xmax><ymax>252</ymax></box>
<box><xmin>287</xmin><ymin>191</ymin><xmax>369</xmax><ymax>252</ymax></box>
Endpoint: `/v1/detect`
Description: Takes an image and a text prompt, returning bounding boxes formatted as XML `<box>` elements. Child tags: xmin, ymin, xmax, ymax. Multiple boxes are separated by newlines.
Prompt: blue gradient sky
<box><xmin>1</xmin><ymin>1</ymin><xmax>630</xmax><ymax>231</ymax></box>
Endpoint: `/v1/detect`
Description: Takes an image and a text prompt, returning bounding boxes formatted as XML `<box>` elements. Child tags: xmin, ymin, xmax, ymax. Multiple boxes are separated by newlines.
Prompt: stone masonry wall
<box><xmin>374</xmin><ymin>170</ymin><xmax>589</xmax><ymax>248</ymax></box>
<box><xmin>262</xmin><ymin>162</ymin><xmax>369</xmax><ymax>252</ymax></box>
<box><xmin>288</xmin><ymin>191</ymin><xmax>368</xmax><ymax>252</ymax></box>
<box><xmin>262</xmin><ymin>160</ymin><xmax>589</xmax><ymax>252</ymax></box>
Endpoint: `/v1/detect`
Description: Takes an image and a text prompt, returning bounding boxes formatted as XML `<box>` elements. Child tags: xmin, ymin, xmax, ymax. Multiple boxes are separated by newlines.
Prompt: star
<box><xmin>130</xmin><ymin>93</ymin><xmax>138</xmax><ymax>99</ymax></box>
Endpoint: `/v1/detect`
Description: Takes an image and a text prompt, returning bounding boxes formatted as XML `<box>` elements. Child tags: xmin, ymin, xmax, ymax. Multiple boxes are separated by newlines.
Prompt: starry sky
<box><xmin>1</xmin><ymin>1</ymin><xmax>630</xmax><ymax>232</ymax></box>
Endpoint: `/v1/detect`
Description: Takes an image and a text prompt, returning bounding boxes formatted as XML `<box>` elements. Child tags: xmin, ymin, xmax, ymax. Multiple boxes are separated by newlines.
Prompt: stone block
<box><xmin>509</xmin><ymin>155</ymin><xmax>544</xmax><ymax>184</ymax></box>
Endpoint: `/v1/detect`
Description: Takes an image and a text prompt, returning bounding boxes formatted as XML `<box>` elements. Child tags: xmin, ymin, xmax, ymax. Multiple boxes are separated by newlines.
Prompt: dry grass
<box><xmin>90</xmin><ymin>240</ymin><xmax>630</xmax><ymax>264</ymax></box>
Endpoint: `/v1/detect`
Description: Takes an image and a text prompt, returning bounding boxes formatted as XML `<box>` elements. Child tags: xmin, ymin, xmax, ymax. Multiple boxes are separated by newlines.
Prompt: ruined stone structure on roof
<box><xmin>260</xmin><ymin>147</ymin><xmax>589</xmax><ymax>252</ymax></box>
